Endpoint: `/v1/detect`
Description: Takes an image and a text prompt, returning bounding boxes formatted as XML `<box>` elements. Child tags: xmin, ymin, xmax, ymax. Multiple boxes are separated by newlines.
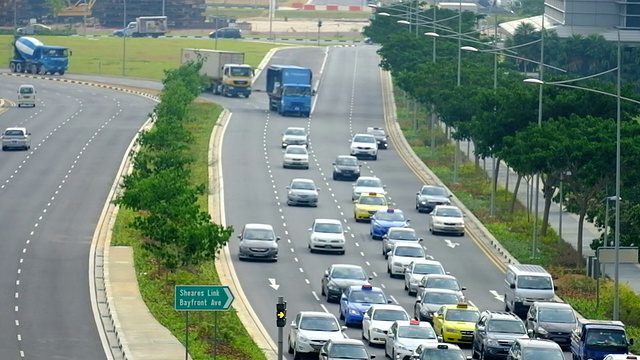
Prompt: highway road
<box><xmin>219</xmin><ymin>45</ymin><xmax>575</xmax><ymax>360</ymax></box>
<box><xmin>0</xmin><ymin>76</ymin><xmax>155</xmax><ymax>359</ymax></box>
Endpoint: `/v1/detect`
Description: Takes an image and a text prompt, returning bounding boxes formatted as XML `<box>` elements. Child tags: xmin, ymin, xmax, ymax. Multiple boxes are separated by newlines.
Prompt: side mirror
<box><xmin>437</xmin><ymin>335</ymin><xmax>443</xmax><ymax>342</ymax></box>
<box><xmin>382</xmin><ymin>235</ymin><xmax>388</xmax><ymax>239</ymax></box>
<box><xmin>445</xmin><ymin>271</ymin><xmax>451</xmax><ymax>275</ymax></box>
<box><xmin>291</xmin><ymin>322</ymin><xmax>297</xmax><ymax>328</ymax></box>
<box><xmin>418</xmin><ymin>238</ymin><xmax>424</xmax><ymax>242</ymax></box>
<box><xmin>353</xmin><ymin>200</ymin><xmax>357</xmax><ymax>203</ymax></box>
<box><xmin>630</xmin><ymin>338</ymin><xmax>635</xmax><ymax>345</ymax></box>
<box><xmin>27</xmin><ymin>133</ymin><xmax>32</xmax><ymax>135</ymax></box>
<box><xmin>510</xmin><ymin>283</ymin><xmax>516</xmax><ymax>289</ymax></box>
<box><xmin>461</xmin><ymin>286</ymin><xmax>467</xmax><ymax>291</ymax></box>
<box><xmin>332</xmin><ymin>162</ymin><xmax>336</xmax><ymax>165</ymax></box>
<box><xmin>386</xmin><ymin>251</ymin><xmax>391</xmax><ymax>256</ymax></box>
<box><xmin>528</xmin><ymin>317</ymin><xmax>535</xmax><ymax>321</ymax></box>
<box><xmin>406</xmin><ymin>219</ymin><xmax>411</xmax><ymax>223</ymax></box>
<box><xmin>312</xmin><ymin>89</ymin><xmax>317</xmax><ymax>96</ymax></box>
<box><xmin>416</xmin><ymin>296</ymin><xmax>422</xmax><ymax>302</ymax></box>
<box><xmin>276</xmin><ymin>236</ymin><xmax>281</xmax><ymax>241</ymax></box>
<box><xmin>348</xmin><ymin>139</ymin><xmax>352</xmax><ymax>143</ymax></box>
<box><xmin>286</xmin><ymin>186</ymin><xmax>290</xmax><ymax>189</ymax></box>
<box><xmin>554</xmin><ymin>285</ymin><xmax>558</xmax><ymax>291</ymax></box>
<box><xmin>383</xmin><ymin>185</ymin><xmax>387</xmax><ymax>188</ymax></box>
<box><xmin>449</xmin><ymin>194</ymin><xmax>453</xmax><ymax>198</ymax></box>
<box><xmin>308</xmin><ymin>228</ymin><xmax>313</xmax><ymax>232</ymax></box>
<box><xmin>237</xmin><ymin>235</ymin><xmax>242</xmax><ymax>239</ymax></box>
<box><xmin>416</xmin><ymin>192</ymin><xmax>420</xmax><ymax>195</ymax></box>
<box><xmin>527</xmin><ymin>329</ymin><xmax>534</xmax><ymax>338</ymax></box>
<box><xmin>370</xmin><ymin>355</ymin><xmax>376</xmax><ymax>359</ymax></box>
<box><xmin>467</xmin><ymin>357</ymin><xmax>473</xmax><ymax>360</ymax></box>
<box><xmin>324</xmin><ymin>270</ymin><xmax>329</xmax><ymax>277</ymax></box>
<box><xmin>341</xmin><ymin>326</ymin><xmax>347</xmax><ymax>331</ymax></box>
<box><xmin>317</xmin><ymin>188</ymin><xmax>321</xmax><ymax>191</ymax></box>
<box><xmin>387</xmin><ymin>299</ymin><xmax>393</xmax><ymax>304</ymax></box>
<box><xmin>358</xmin><ymin>164</ymin><xmax>362</xmax><ymax>167</ymax></box>
<box><xmin>368</xmin><ymin>276</ymin><xmax>373</xmax><ymax>280</ymax></box>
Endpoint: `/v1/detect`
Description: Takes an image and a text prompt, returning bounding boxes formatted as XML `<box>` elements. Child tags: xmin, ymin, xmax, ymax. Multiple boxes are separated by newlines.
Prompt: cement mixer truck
<box><xmin>9</xmin><ymin>37</ymin><xmax>70</xmax><ymax>75</ymax></box>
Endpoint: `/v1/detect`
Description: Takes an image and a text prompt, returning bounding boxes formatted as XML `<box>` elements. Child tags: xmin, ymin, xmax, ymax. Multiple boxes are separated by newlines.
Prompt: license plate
<box><xmin>461</xmin><ymin>336</ymin><xmax>473</xmax><ymax>341</ymax></box>
<box><xmin>325</xmin><ymin>245</ymin><xmax>332</xmax><ymax>248</ymax></box>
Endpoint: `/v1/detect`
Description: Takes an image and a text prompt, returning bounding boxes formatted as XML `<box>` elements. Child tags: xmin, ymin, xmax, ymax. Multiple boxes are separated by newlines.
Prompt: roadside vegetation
<box><xmin>111</xmin><ymin>62</ymin><xmax>265</xmax><ymax>360</ymax></box>
<box><xmin>366</xmin><ymin>3</ymin><xmax>640</xmax><ymax>352</ymax></box>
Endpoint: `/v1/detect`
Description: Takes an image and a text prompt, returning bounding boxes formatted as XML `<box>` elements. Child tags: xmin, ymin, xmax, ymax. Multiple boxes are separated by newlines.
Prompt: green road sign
<box><xmin>175</xmin><ymin>285</ymin><xmax>235</xmax><ymax>311</ymax></box>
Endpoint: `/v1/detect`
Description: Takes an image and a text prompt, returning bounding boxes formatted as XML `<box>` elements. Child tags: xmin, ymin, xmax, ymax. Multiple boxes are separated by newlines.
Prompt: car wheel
<box><xmin>333</xmin><ymin>173</ymin><xmax>337</xmax><ymax>180</ymax></box>
<box><xmin>362</xmin><ymin>329</ymin><xmax>366</xmax><ymax>340</ymax></box>
<box><xmin>293</xmin><ymin>347</ymin><xmax>302</xmax><ymax>360</ymax></box>
<box><xmin>479</xmin><ymin>347</ymin><xmax>486</xmax><ymax>360</ymax></box>
<box><xmin>339</xmin><ymin>251</ymin><xmax>345</xmax><ymax>255</ymax></box>
<box><xmin>404</xmin><ymin>282</ymin><xmax>408</xmax><ymax>291</ymax></box>
<box><xmin>472</xmin><ymin>343</ymin><xmax>480</xmax><ymax>359</ymax></box>
<box><xmin>339</xmin><ymin>306</ymin><xmax>344</xmax><ymax>320</ymax></box>
<box><xmin>321</xmin><ymin>284</ymin><xmax>326</xmax><ymax>296</ymax></box>
<box><xmin>372</xmin><ymin>155</ymin><xmax>377</xmax><ymax>160</ymax></box>
<box><xmin>288</xmin><ymin>339</ymin><xmax>294</xmax><ymax>354</ymax></box>
<box><xmin>504</xmin><ymin>295</ymin><xmax>510</xmax><ymax>311</ymax></box>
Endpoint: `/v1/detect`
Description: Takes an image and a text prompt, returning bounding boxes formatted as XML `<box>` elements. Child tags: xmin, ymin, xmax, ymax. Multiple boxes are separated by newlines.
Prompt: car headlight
<box><xmin>434</xmin><ymin>220</ymin><xmax>444</xmax><ymax>225</ymax></box>
<box><xmin>396</xmin><ymin>342</ymin><xmax>410</xmax><ymax>351</ymax></box>
<box><xmin>421</xmin><ymin>201</ymin><xmax>427</xmax><ymax>204</ymax></box>
<box><xmin>537</xmin><ymin>327</ymin><xmax>548</xmax><ymax>335</ymax></box>
<box><xmin>410</xmin><ymin>278</ymin><xmax>419</xmax><ymax>284</ymax></box>
<box><xmin>349</xmin><ymin>309</ymin><xmax>359</xmax><ymax>315</ymax></box>
<box><xmin>446</xmin><ymin>328</ymin><xmax>459</xmax><ymax>333</ymax></box>
<box><xmin>297</xmin><ymin>334</ymin><xmax>309</xmax><ymax>342</ymax></box>
<box><xmin>393</xmin><ymin>262</ymin><xmax>403</xmax><ymax>267</ymax></box>
<box><xmin>514</xmin><ymin>296</ymin><xmax>525</xmax><ymax>302</ymax></box>
<box><xmin>372</xmin><ymin>328</ymin><xmax>385</xmax><ymax>333</ymax></box>
<box><xmin>487</xmin><ymin>339</ymin><xmax>500</xmax><ymax>347</ymax></box>
<box><xmin>335</xmin><ymin>168</ymin><xmax>342</xmax><ymax>172</ymax></box>
<box><xmin>327</xmin><ymin>284</ymin><xmax>340</xmax><ymax>291</ymax></box>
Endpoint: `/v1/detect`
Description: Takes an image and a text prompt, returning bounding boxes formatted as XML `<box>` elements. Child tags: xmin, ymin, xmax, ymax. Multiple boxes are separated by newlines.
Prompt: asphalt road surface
<box><xmin>218</xmin><ymin>46</ymin><xmax>574</xmax><ymax>360</ymax></box>
<box><xmin>0</xmin><ymin>76</ymin><xmax>155</xmax><ymax>359</ymax></box>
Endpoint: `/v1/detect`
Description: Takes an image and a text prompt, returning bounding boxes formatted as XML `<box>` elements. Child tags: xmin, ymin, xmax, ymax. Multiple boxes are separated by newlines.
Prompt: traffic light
<box><xmin>276</xmin><ymin>302</ymin><xmax>287</xmax><ymax>327</ymax></box>
<box><xmin>317</xmin><ymin>20</ymin><xmax>323</xmax><ymax>28</ymax></box>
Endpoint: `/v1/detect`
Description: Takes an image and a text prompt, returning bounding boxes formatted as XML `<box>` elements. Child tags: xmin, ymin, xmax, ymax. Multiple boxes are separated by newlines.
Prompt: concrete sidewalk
<box><xmin>449</xmin><ymin>126</ymin><xmax>640</xmax><ymax>293</ymax></box>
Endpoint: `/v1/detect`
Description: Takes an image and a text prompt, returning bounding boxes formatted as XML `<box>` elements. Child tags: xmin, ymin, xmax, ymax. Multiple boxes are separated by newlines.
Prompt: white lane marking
<box><xmin>489</xmin><ymin>290</ymin><xmax>504</xmax><ymax>302</ymax></box>
<box><xmin>444</xmin><ymin>239</ymin><xmax>460</xmax><ymax>248</ymax></box>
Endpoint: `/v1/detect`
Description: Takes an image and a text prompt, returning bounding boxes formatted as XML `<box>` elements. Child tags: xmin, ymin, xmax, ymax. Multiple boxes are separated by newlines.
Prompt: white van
<box><xmin>504</xmin><ymin>264</ymin><xmax>556</xmax><ymax>315</ymax></box>
<box><xmin>17</xmin><ymin>85</ymin><xmax>36</xmax><ymax>108</ymax></box>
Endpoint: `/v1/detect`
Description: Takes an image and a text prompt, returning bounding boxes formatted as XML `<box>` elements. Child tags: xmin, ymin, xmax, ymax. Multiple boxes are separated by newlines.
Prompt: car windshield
<box><xmin>487</xmin><ymin>319</ymin><xmax>526</xmax><ymax>334</ymax></box>
<box><xmin>395</xmin><ymin>247</ymin><xmax>424</xmax><ymax>257</ymax></box>
<box><xmin>434</xmin><ymin>208</ymin><xmax>462</xmax><ymax>217</ymax></box>
<box><xmin>375</xmin><ymin>212</ymin><xmax>405</xmax><ymax>221</ymax></box>
<box><xmin>420</xmin><ymin>349</ymin><xmax>466</xmax><ymax>360</ymax></box>
<box><xmin>421</xmin><ymin>186</ymin><xmax>447</xmax><ymax>196</ymax></box>
<box><xmin>445</xmin><ymin>310</ymin><xmax>480</xmax><ymax>322</ymax></box>
<box><xmin>282</xmin><ymin>86</ymin><xmax>311</xmax><ymax>97</ymax></box>
<box><xmin>423</xmin><ymin>292</ymin><xmax>460</xmax><ymax>305</ymax></box>
<box><xmin>19</xmin><ymin>87</ymin><xmax>34</xmax><ymax>94</ymax></box>
<box><xmin>45</xmin><ymin>49</ymin><xmax>68</xmax><ymax>57</ymax></box>
<box><xmin>398</xmin><ymin>326</ymin><xmax>437</xmax><ymax>339</ymax></box>
<box><xmin>517</xmin><ymin>276</ymin><xmax>553</xmax><ymax>290</ymax></box>
<box><xmin>359</xmin><ymin>196</ymin><xmax>386</xmax><ymax>205</ymax></box>
<box><xmin>314</xmin><ymin>223</ymin><xmax>342</xmax><ymax>233</ymax></box>
<box><xmin>285</xmin><ymin>128</ymin><xmax>306</xmax><ymax>136</ymax></box>
<box><xmin>336</xmin><ymin>157</ymin><xmax>358</xmax><ymax>166</ymax></box>
<box><xmin>522</xmin><ymin>348</ymin><xmax>564</xmax><ymax>360</ymax></box>
<box><xmin>426</xmin><ymin>278</ymin><xmax>459</xmax><ymax>290</ymax></box>
<box><xmin>329</xmin><ymin>344</ymin><xmax>369</xmax><ymax>358</ymax></box>
<box><xmin>291</xmin><ymin>181</ymin><xmax>315</xmax><ymax>190</ymax></box>
<box><xmin>230</xmin><ymin>67</ymin><xmax>252</xmax><ymax>77</ymax></box>
<box><xmin>356</xmin><ymin>179</ymin><xmax>383</xmax><ymax>188</ymax></box>
<box><xmin>389</xmin><ymin>230</ymin><xmax>418</xmax><ymax>240</ymax></box>
<box><xmin>332</xmin><ymin>267</ymin><xmax>367</xmax><ymax>280</ymax></box>
<box><xmin>586</xmin><ymin>329</ymin><xmax>628</xmax><ymax>347</ymax></box>
<box><xmin>349</xmin><ymin>290</ymin><xmax>386</xmax><ymax>303</ymax></box>
<box><xmin>286</xmin><ymin>147</ymin><xmax>307</xmax><ymax>155</ymax></box>
<box><xmin>368</xmin><ymin>129</ymin><xmax>385</xmax><ymax>136</ymax></box>
<box><xmin>538</xmin><ymin>308</ymin><xmax>576</xmax><ymax>323</ymax></box>
<box><xmin>414</xmin><ymin>265</ymin><xmax>445</xmax><ymax>275</ymax></box>
<box><xmin>354</xmin><ymin>136</ymin><xmax>375</xmax><ymax>143</ymax></box>
<box><xmin>372</xmin><ymin>309</ymin><xmax>409</xmax><ymax>321</ymax></box>
<box><xmin>243</xmin><ymin>229</ymin><xmax>275</xmax><ymax>241</ymax></box>
<box><xmin>4</xmin><ymin>130</ymin><xmax>25</xmax><ymax>136</ymax></box>
<box><xmin>299</xmin><ymin>316</ymin><xmax>340</xmax><ymax>331</ymax></box>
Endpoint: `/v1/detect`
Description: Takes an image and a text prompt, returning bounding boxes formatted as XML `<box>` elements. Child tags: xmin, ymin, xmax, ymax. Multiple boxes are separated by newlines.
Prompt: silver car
<box><xmin>237</xmin><ymin>223</ymin><xmax>280</xmax><ymax>261</ymax></box>
<box><xmin>414</xmin><ymin>289</ymin><xmax>463</xmax><ymax>323</ymax></box>
<box><xmin>382</xmin><ymin>228</ymin><xmax>423</xmax><ymax>257</ymax></box>
<box><xmin>282</xmin><ymin>126</ymin><xmax>309</xmax><ymax>148</ymax></box>
<box><xmin>287</xmin><ymin>178</ymin><xmax>319</xmax><ymax>207</ymax></box>
<box><xmin>2</xmin><ymin>127</ymin><xmax>31</xmax><ymax>151</ymax></box>
<box><xmin>352</xmin><ymin>176</ymin><xmax>386</xmax><ymax>200</ymax></box>
<box><xmin>415</xmin><ymin>185</ymin><xmax>451</xmax><ymax>213</ymax></box>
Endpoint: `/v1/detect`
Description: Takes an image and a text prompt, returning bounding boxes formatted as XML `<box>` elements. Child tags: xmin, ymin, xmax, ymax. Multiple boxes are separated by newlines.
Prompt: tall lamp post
<box><xmin>523</xmin><ymin>30</ymin><xmax>630</xmax><ymax>320</ymax></box>
<box><xmin>14</xmin><ymin>0</ymin><xmax>18</xmax><ymax>30</ymax></box>
<box><xmin>122</xmin><ymin>0</ymin><xmax>127</xmax><ymax>76</ymax></box>
<box><xmin>532</xmin><ymin>14</ymin><xmax>546</xmax><ymax>259</ymax></box>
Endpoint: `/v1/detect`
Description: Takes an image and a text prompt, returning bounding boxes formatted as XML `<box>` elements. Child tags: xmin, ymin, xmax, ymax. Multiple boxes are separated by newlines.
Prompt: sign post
<box><xmin>175</xmin><ymin>285</ymin><xmax>235</xmax><ymax>359</ymax></box>
<box><xmin>276</xmin><ymin>296</ymin><xmax>287</xmax><ymax>360</ymax></box>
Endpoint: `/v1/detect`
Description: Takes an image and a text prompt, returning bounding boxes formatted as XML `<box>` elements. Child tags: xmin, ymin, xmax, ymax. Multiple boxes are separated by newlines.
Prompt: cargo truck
<box><xmin>570</xmin><ymin>319</ymin><xmax>634</xmax><ymax>360</ymax></box>
<box><xmin>113</xmin><ymin>16</ymin><xmax>168</xmax><ymax>38</ymax></box>
<box><xmin>181</xmin><ymin>48</ymin><xmax>253</xmax><ymax>97</ymax></box>
<box><xmin>266</xmin><ymin>65</ymin><xmax>314</xmax><ymax>117</ymax></box>
<box><xmin>9</xmin><ymin>36</ymin><xmax>69</xmax><ymax>75</ymax></box>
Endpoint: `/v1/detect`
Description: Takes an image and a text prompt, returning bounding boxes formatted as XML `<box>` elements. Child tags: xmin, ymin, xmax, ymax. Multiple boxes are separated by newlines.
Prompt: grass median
<box><xmin>0</xmin><ymin>35</ymin><xmax>289</xmax><ymax>80</ymax></box>
<box><xmin>392</xmin><ymin>90</ymin><xmax>640</xmax><ymax>354</ymax></box>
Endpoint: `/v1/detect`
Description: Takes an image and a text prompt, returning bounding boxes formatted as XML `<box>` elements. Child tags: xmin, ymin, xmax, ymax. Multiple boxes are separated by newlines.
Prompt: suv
<box><xmin>472</xmin><ymin>310</ymin><xmax>529</xmax><ymax>359</ymax></box>
<box><xmin>237</xmin><ymin>223</ymin><xmax>280</xmax><ymax>261</ymax></box>
<box><xmin>525</xmin><ymin>301</ymin><xmax>576</xmax><ymax>348</ymax></box>
<box><xmin>366</xmin><ymin>127</ymin><xmax>388</xmax><ymax>149</ymax></box>
<box><xmin>350</xmin><ymin>133</ymin><xmax>378</xmax><ymax>160</ymax></box>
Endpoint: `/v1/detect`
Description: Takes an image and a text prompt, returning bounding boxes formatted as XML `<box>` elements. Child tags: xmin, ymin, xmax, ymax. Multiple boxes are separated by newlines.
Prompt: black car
<box><xmin>321</xmin><ymin>264</ymin><xmax>371</xmax><ymax>303</ymax></box>
<box><xmin>366</xmin><ymin>127</ymin><xmax>388</xmax><ymax>149</ymax></box>
<box><xmin>415</xmin><ymin>185</ymin><xmax>451</xmax><ymax>213</ymax></box>
<box><xmin>209</xmin><ymin>27</ymin><xmax>242</xmax><ymax>39</ymax></box>
<box><xmin>332</xmin><ymin>155</ymin><xmax>361</xmax><ymax>181</ymax></box>
<box><xmin>525</xmin><ymin>301</ymin><xmax>577</xmax><ymax>348</ymax></box>
<box><xmin>319</xmin><ymin>339</ymin><xmax>375</xmax><ymax>360</ymax></box>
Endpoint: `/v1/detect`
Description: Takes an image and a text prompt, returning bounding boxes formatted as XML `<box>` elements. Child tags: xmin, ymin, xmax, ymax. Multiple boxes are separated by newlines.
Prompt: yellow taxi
<box><xmin>432</xmin><ymin>302</ymin><xmax>481</xmax><ymax>344</ymax></box>
<box><xmin>353</xmin><ymin>192</ymin><xmax>388</xmax><ymax>222</ymax></box>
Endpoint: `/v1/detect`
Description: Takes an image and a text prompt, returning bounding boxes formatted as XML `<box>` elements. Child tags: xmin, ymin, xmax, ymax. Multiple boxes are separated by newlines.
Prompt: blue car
<box><xmin>339</xmin><ymin>285</ymin><xmax>392</xmax><ymax>326</ymax></box>
<box><xmin>370</xmin><ymin>208</ymin><xmax>410</xmax><ymax>240</ymax></box>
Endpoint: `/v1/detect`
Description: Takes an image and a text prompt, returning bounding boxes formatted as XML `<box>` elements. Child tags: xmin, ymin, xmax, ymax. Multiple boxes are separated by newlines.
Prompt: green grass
<box><xmin>112</xmin><ymin>102</ymin><xmax>267</xmax><ymax>360</ymax></box>
<box><xmin>0</xmin><ymin>35</ymin><xmax>289</xmax><ymax>80</ymax></box>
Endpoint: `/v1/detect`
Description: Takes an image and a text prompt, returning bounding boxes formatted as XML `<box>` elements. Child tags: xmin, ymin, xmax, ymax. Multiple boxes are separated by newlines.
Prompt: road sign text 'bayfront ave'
<box><xmin>174</xmin><ymin>285</ymin><xmax>235</xmax><ymax>311</ymax></box>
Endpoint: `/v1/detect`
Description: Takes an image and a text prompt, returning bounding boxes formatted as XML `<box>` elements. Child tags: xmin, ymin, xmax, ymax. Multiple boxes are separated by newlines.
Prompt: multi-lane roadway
<box><xmin>219</xmin><ymin>45</ymin><xmax>517</xmax><ymax>359</ymax></box>
<box><xmin>0</xmin><ymin>76</ymin><xmax>155</xmax><ymax>359</ymax></box>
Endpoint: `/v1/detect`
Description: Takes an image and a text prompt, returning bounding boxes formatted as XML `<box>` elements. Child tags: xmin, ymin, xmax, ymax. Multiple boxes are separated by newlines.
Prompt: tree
<box><xmin>45</xmin><ymin>0</ymin><xmax>67</xmax><ymax>23</ymax></box>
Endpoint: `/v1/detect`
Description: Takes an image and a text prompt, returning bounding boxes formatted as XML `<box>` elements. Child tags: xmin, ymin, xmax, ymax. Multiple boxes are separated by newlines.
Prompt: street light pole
<box><xmin>122</xmin><ymin>0</ymin><xmax>127</xmax><ymax>76</ymax></box>
<box><xmin>489</xmin><ymin>7</ymin><xmax>498</xmax><ymax>218</ymax></box>
<box><xmin>162</xmin><ymin>0</ymin><xmax>165</xmax><ymax>16</ymax></box>
<box><xmin>14</xmin><ymin>0</ymin><xmax>18</xmax><ymax>30</ymax></box>
<box><xmin>532</xmin><ymin>13</ymin><xmax>545</xmax><ymax>258</ymax></box>
<box><xmin>453</xmin><ymin>0</ymin><xmax>462</xmax><ymax>183</ymax></box>
<box><xmin>613</xmin><ymin>28</ymin><xmax>622</xmax><ymax>321</ymax></box>
<box><xmin>430</xmin><ymin>2</ymin><xmax>437</xmax><ymax>156</ymax></box>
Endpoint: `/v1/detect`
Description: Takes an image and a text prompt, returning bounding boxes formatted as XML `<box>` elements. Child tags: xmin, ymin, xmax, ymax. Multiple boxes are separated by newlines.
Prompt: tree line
<box><xmin>116</xmin><ymin>62</ymin><xmax>234</xmax><ymax>271</ymax></box>
<box><xmin>363</xmin><ymin>4</ymin><xmax>640</xmax><ymax>259</ymax></box>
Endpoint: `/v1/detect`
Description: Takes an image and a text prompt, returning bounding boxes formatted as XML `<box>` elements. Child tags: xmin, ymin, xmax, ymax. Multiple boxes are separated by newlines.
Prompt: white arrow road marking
<box><xmin>223</xmin><ymin>287</ymin><xmax>235</xmax><ymax>309</ymax></box>
<box><xmin>489</xmin><ymin>290</ymin><xmax>504</xmax><ymax>302</ymax></box>
<box><xmin>268</xmin><ymin>278</ymin><xmax>280</xmax><ymax>291</ymax></box>
<box><xmin>444</xmin><ymin>239</ymin><xmax>460</xmax><ymax>248</ymax></box>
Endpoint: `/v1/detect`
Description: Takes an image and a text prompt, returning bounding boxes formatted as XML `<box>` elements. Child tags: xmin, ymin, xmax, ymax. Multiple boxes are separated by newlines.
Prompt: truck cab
<box><xmin>570</xmin><ymin>319</ymin><xmax>634</xmax><ymax>360</ymax></box>
<box><xmin>220</xmin><ymin>63</ymin><xmax>253</xmax><ymax>97</ymax></box>
<box><xmin>114</xmin><ymin>22</ymin><xmax>137</xmax><ymax>37</ymax></box>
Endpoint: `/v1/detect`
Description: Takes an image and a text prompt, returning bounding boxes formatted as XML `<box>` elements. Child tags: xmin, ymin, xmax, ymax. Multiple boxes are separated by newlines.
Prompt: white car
<box><xmin>349</xmin><ymin>133</ymin><xmax>378</xmax><ymax>160</ymax></box>
<box><xmin>283</xmin><ymin>145</ymin><xmax>309</xmax><ymax>169</ymax></box>
<box><xmin>387</xmin><ymin>242</ymin><xmax>427</xmax><ymax>277</ymax></box>
<box><xmin>282</xmin><ymin>126</ymin><xmax>309</xmax><ymax>148</ymax></box>
<box><xmin>362</xmin><ymin>304</ymin><xmax>410</xmax><ymax>345</ymax></box>
<box><xmin>352</xmin><ymin>176</ymin><xmax>386</xmax><ymax>200</ymax></box>
<box><xmin>404</xmin><ymin>260</ymin><xmax>447</xmax><ymax>296</ymax></box>
<box><xmin>385</xmin><ymin>320</ymin><xmax>438</xmax><ymax>360</ymax></box>
<box><xmin>288</xmin><ymin>311</ymin><xmax>346</xmax><ymax>359</ymax></box>
<box><xmin>2</xmin><ymin>127</ymin><xmax>31</xmax><ymax>151</ymax></box>
<box><xmin>309</xmin><ymin>218</ymin><xmax>346</xmax><ymax>254</ymax></box>
<box><xmin>429</xmin><ymin>205</ymin><xmax>465</xmax><ymax>236</ymax></box>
